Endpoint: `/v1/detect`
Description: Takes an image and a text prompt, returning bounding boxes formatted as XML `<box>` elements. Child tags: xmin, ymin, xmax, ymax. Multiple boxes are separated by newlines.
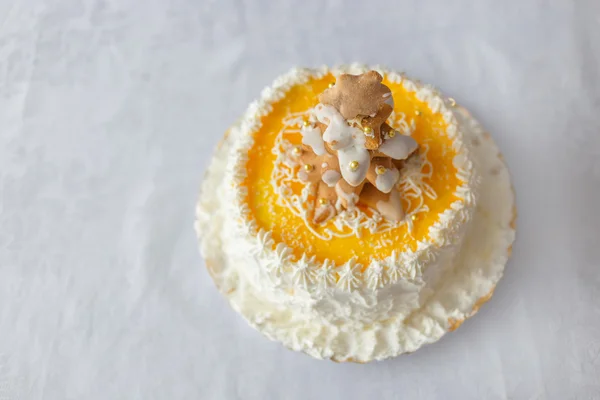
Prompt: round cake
<box><xmin>195</xmin><ymin>64</ymin><xmax>516</xmax><ymax>362</ymax></box>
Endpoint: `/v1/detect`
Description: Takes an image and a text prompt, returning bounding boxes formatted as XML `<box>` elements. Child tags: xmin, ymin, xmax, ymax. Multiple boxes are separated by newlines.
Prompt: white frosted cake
<box><xmin>195</xmin><ymin>65</ymin><xmax>516</xmax><ymax>362</ymax></box>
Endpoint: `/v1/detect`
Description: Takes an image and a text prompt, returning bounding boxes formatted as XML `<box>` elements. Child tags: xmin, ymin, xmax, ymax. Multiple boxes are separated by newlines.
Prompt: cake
<box><xmin>195</xmin><ymin>64</ymin><xmax>516</xmax><ymax>362</ymax></box>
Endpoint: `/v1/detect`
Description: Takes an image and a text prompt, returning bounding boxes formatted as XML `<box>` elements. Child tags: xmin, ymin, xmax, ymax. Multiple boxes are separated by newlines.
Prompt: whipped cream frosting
<box><xmin>195</xmin><ymin>65</ymin><xmax>516</xmax><ymax>361</ymax></box>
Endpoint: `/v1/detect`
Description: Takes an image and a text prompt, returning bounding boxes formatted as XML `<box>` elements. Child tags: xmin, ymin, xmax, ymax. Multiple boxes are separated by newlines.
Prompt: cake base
<box><xmin>195</xmin><ymin>105</ymin><xmax>516</xmax><ymax>362</ymax></box>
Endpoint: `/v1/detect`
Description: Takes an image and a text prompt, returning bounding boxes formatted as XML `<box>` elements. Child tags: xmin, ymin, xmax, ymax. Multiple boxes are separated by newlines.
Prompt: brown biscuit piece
<box><xmin>359</xmin><ymin>184</ymin><xmax>404</xmax><ymax>222</ymax></box>
<box><xmin>297</xmin><ymin>150</ymin><xmax>322</xmax><ymax>182</ymax></box>
<box><xmin>313</xmin><ymin>205</ymin><xmax>336</xmax><ymax>224</ymax></box>
<box><xmin>391</xmin><ymin>159</ymin><xmax>405</xmax><ymax>170</ymax></box>
<box><xmin>316</xmin><ymin>181</ymin><xmax>338</xmax><ymax>203</ymax></box>
<box><xmin>319</xmin><ymin>71</ymin><xmax>392</xmax><ymax>120</ymax></box>
<box><xmin>368</xmin><ymin>123</ymin><xmax>396</xmax><ymax>156</ymax></box>
<box><xmin>357</xmin><ymin>103</ymin><xmax>393</xmax><ymax>150</ymax></box>
<box><xmin>365</xmin><ymin>157</ymin><xmax>393</xmax><ymax>187</ymax></box>
<box><xmin>380</xmin><ymin>122</ymin><xmax>394</xmax><ymax>139</ymax></box>
<box><xmin>313</xmin><ymin>182</ymin><xmax>338</xmax><ymax>224</ymax></box>
<box><xmin>335</xmin><ymin>179</ymin><xmax>365</xmax><ymax>209</ymax></box>
<box><xmin>298</xmin><ymin>150</ymin><xmax>342</xmax><ymax>185</ymax></box>
<box><xmin>320</xmin><ymin>153</ymin><xmax>339</xmax><ymax>170</ymax></box>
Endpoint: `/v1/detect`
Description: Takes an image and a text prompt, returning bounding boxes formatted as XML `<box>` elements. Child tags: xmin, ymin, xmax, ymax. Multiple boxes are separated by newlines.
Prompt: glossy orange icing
<box><xmin>242</xmin><ymin>74</ymin><xmax>462</xmax><ymax>267</ymax></box>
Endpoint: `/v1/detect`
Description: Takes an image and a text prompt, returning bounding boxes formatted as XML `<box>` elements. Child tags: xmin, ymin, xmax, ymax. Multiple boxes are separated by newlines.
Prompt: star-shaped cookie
<box><xmin>319</xmin><ymin>71</ymin><xmax>392</xmax><ymax>120</ymax></box>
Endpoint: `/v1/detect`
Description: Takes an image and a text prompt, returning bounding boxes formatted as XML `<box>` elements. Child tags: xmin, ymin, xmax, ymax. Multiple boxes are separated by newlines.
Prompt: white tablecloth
<box><xmin>1</xmin><ymin>1</ymin><xmax>599</xmax><ymax>399</ymax></box>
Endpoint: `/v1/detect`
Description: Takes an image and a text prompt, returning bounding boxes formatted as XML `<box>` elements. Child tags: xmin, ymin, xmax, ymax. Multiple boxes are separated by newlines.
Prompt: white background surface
<box><xmin>0</xmin><ymin>0</ymin><xmax>599</xmax><ymax>399</ymax></box>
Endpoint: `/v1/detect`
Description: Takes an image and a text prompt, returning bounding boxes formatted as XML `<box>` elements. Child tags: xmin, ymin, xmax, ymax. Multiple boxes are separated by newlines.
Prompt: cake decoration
<box><xmin>319</xmin><ymin>70</ymin><xmax>392</xmax><ymax>120</ymax></box>
<box><xmin>289</xmin><ymin>72</ymin><xmax>419</xmax><ymax>225</ymax></box>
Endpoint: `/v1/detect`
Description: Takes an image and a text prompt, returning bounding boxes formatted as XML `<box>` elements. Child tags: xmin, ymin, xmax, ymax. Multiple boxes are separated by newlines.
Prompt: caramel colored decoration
<box><xmin>356</xmin><ymin>103</ymin><xmax>393</xmax><ymax>149</ymax></box>
<box><xmin>319</xmin><ymin>71</ymin><xmax>392</xmax><ymax>120</ymax></box>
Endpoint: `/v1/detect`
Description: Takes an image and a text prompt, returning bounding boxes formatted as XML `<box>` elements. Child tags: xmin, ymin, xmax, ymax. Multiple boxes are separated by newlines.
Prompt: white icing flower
<box><xmin>336</xmin><ymin>260</ymin><xmax>362</xmax><ymax>291</ymax></box>
<box><xmin>292</xmin><ymin>254</ymin><xmax>316</xmax><ymax>289</ymax></box>
<box><xmin>416</xmin><ymin>240</ymin><xmax>429</xmax><ymax>252</ymax></box>
<box><xmin>384</xmin><ymin>250</ymin><xmax>419</xmax><ymax>282</ymax></box>
<box><xmin>238</xmin><ymin>203</ymin><xmax>250</xmax><ymax>219</ymax></box>
<box><xmin>236</xmin><ymin>186</ymin><xmax>248</xmax><ymax>198</ymax></box>
<box><xmin>266</xmin><ymin>243</ymin><xmax>292</xmax><ymax>277</ymax></box>
<box><xmin>238</xmin><ymin>220</ymin><xmax>257</xmax><ymax>236</ymax></box>
<box><xmin>366</xmin><ymin>260</ymin><xmax>387</xmax><ymax>290</ymax></box>
<box><xmin>251</xmin><ymin>230</ymin><xmax>274</xmax><ymax>258</ymax></box>
<box><xmin>310</xmin><ymin>259</ymin><xmax>337</xmax><ymax>290</ymax></box>
<box><xmin>399</xmin><ymin>250</ymin><xmax>420</xmax><ymax>280</ymax></box>
<box><xmin>231</xmin><ymin>167</ymin><xmax>248</xmax><ymax>182</ymax></box>
<box><xmin>385</xmin><ymin>251</ymin><xmax>402</xmax><ymax>283</ymax></box>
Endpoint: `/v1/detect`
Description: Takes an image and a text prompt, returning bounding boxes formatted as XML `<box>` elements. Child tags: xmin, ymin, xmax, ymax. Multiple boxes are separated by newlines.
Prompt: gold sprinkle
<box><xmin>389</xmin><ymin>130</ymin><xmax>396</xmax><ymax>138</ymax></box>
<box><xmin>292</xmin><ymin>147</ymin><xmax>302</xmax><ymax>155</ymax></box>
<box><xmin>363</xmin><ymin>126</ymin><xmax>373</xmax><ymax>134</ymax></box>
<box><xmin>448</xmin><ymin>97</ymin><xmax>456</xmax><ymax>106</ymax></box>
<box><xmin>411</xmin><ymin>215</ymin><xmax>417</xmax><ymax>221</ymax></box>
<box><xmin>349</xmin><ymin>161</ymin><xmax>359</xmax><ymax>171</ymax></box>
<box><xmin>328</xmin><ymin>82</ymin><xmax>335</xmax><ymax>88</ymax></box>
<box><xmin>375</xmin><ymin>165</ymin><xmax>386</xmax><ymax>175</ymax></box>
<box><xmin>415</xmin><ymin>110</ymin><xmax>422</xmax><ymax>116</ymax></box>
<box><xmin>318</xmin><ymin>198</ymin><xmax>328</xmax><ymax>205</ymax></box>
<box><xmin>303</xmin><ymin>120</ymin><xmax>310</xmax><ymax>127</ymax></box>
<box><xmin>303</xmin><ymin>164</ymin><xmax>313</xmax><ymax>172</ymax></box>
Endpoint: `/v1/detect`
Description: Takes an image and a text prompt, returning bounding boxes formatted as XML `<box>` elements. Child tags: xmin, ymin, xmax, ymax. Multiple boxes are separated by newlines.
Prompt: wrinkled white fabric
<box><xmin>0</xmin><ymin>0</ymin><xmax>599</xmax><ymax>399</ymax></box>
